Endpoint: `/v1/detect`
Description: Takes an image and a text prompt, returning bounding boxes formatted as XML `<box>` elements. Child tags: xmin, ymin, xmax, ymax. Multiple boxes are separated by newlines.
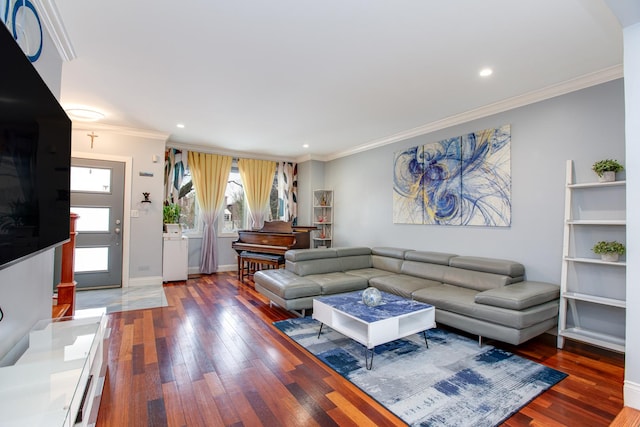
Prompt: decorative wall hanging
<box><xmin>393</xmin><ymin>124</ymin><xmax>511</xmax><ymax>227</ymax></box>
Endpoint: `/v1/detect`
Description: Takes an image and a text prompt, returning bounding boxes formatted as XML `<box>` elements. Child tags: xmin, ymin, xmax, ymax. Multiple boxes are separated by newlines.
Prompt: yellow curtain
<box><xmin>238</xmin><ymin>158</ymin><xmax>277</xmax><ymax>229</ymax></box>
<box><xmin>188</xmin><ymin>151</ymin><xmax>232</xmax><ymax>273</ymax></box>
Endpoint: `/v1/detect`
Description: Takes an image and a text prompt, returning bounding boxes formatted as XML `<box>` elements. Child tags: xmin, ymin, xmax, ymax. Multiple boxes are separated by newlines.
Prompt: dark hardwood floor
<box><xmin>96</xmin><ymin>272</ymin><xmax>625</xmax><ymax>426</ymax></box>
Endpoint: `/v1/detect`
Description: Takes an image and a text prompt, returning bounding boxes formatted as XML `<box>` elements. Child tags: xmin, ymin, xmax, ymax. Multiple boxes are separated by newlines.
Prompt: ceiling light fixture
<box><xmin>65</xmin><ymin>108</ymin><xmax>105</xmax><ymax>121</ymax></box>
<box><xmin>479</xmin><ymin>68</ymin><xmax>493</xmax><ymax>77</ymax></box>
<box><xmin>303</xmin><ymin>144</ymin><xmax>309</xmax><ymax>148</ymax></box>
<box><xmin>176</xmin><ymin>123</ymin><xmax>185</xmax><ymax>128</ymax></box>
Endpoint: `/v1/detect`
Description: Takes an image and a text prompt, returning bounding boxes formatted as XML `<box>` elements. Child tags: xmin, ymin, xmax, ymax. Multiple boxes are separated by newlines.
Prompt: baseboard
<box><xmin>128</xmin><ymin>276</ymin><xmax>163</xmax><ymax>287</ymax></box>
<box><xmin>217</xmin><ymin>264</ymin><xmax>237</xmax><ymax>272</ymax></box>
<box><xmin>624</xmin><ymin>380</ymin><xmax>640</xmax><ymax>409</ymax></box>
<box><xmin>187</xmin><ymin>264</ymin><xmax>237</xmax><ymax>275</ymax></box>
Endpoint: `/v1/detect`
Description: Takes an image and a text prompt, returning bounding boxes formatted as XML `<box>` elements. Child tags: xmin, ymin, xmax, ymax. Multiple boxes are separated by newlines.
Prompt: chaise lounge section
<box><xmin>254</xmin><ymin>246</ymin><xmax>560</xmax><ymax>345</ymax></box>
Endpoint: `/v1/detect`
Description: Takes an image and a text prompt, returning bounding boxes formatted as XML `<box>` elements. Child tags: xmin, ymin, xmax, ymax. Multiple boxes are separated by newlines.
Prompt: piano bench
<box><xmin>239</xmin><ymin>251</ymin><xmax>285</xmax><ymax>282</ymax></box>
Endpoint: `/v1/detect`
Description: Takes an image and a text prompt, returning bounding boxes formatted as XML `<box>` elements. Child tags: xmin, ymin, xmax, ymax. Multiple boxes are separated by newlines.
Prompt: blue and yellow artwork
<box><xmin>393</xmin><ymin>125</ymin><xmax>511</xmax><ymax>226</ymax></box>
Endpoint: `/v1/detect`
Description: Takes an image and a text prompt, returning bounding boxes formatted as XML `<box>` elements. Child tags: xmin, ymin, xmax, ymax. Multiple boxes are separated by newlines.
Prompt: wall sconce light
<box><xmin>142</xmin><ymin>193</ymin><xmax>151</xmax><ymax>203</ymax></box>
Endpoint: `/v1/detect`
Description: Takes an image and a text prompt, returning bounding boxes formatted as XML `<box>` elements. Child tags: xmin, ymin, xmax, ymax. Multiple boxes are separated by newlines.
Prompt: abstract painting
<box><xmin>393</xmin><ymin>125</ymin><xmax>511</xmax><ymax>226</ymax></box>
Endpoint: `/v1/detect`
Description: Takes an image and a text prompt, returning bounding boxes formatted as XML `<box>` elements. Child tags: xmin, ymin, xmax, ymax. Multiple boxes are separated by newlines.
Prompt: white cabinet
<box><xmin>0</xmin><ymin>315</ymin><xmax>109</xmax><ymax>427</ymax></box>
<box><xmin>163</xmin><ymin>234</ymin><xmax>188</xmax><ymax>281</ymax></box>
<box><xmin>557</xmin><ymin>160</ymin><xmax>626</xmax><ymax>352</ymax></box>
<box><xmin>313</xmin><ymin>190</ymin><xmax>333</xmax><ymax>248</ymax></box>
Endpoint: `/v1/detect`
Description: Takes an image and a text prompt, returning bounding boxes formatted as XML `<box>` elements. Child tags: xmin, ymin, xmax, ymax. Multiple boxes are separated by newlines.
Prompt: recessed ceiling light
<box><xmin>303</xmin><ymin>144</ymin><xmax>309</xmax><ymax>148</ymax></box>
<box><xmin>479</xmin><ymin>68</ymin><xmax>493</xmax><ymax>77</ymax></box>
<box><xmin>176</xmin><ymin>123</ymin><xmax>185</xmax><ymax>128</ymax></box>
<box><xmin>65</xmin><ymin>108</ymin><xmax>105</xmax><ymax>121</ymax></box>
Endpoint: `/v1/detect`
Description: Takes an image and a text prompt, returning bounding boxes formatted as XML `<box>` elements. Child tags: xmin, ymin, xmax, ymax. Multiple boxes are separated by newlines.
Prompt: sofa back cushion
<box><xmin>443</xmin><ymin>266</ymin><xmax>514</xmax><ymax>291</ymax></box>
<box><xmin>340</xmin><ymin>255</ymin><xmax>372</xmax><ymax>271</ymax></box>
<box><xmin>372</xmin><ymin>247</ymin><xmax>409</xmax><ymax>259</ymax></box>
<box><xmin>372</xmin><ymin>255</ymin><xmax>404</xmax><ymax>273</ymax></box>
<box><xmin>287</xmin><ymin>257</ymin><xmax>343</xmax><ymax>276</ymax></box>
<box><xmin>404</xmin><ymin>250</ymin><xmax>457</xmax><ymax>265</ymax></box>
<box><xmin>335</xmin><ymin>247</ymin><xmax>371</xmax><ymax>257</ymax></box>
<box><xmin>400</xmin><ymin>260</ymin><xmax>450</xmax><ymax>282</ymax></box>
<box><xmin>285</xmin><ymin>248</ymin><xmax>337</xmax><ymax>262</ymax></box>
<box><xmin>449</xmin><ymin>256</ymin><xmax>525</xmax><ymax>280</ymax></box>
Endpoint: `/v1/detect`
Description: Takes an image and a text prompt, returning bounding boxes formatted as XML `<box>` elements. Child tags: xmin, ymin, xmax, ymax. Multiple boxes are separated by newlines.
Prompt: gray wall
<box><xmin>71</xmin><ymin>128</ymin><xmax>167</xmax><ymax>282</ymax></box>
<box><xmin>324</xmin><ymin>79</ymin><xmax>625</xmax><ymax>284</ymax></box>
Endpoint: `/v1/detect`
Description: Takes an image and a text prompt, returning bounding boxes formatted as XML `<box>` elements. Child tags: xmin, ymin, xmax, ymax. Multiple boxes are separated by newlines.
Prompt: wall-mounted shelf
<box><xmin>313</xmin><ymin>190</ymin><xmax>333</xmax><ymax>248</ymax></box>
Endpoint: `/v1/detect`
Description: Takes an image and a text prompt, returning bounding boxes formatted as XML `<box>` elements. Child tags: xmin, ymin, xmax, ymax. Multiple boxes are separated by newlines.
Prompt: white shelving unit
<box><xmin>313</xmin><ymin>190</ymin><xmax>333</xmax><ymax>248</ymax></box>
<box><xmin>557</xmin><ymin>160</ymin><xmax>626</xmax><ymax>352</ymax></box>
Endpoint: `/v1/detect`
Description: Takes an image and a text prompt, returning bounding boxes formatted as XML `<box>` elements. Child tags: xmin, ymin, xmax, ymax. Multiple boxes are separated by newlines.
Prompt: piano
<box><xmin>232</xmin><ymin>221</ymin><xmax>316</xmax><ymax>276</ymax></box>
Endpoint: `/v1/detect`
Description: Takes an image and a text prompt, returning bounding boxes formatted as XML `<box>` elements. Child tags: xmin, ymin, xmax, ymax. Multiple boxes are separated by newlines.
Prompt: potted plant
<box><xmin>592</xmin><ymin>159</ymin><xmax>624</xmax><ymax>182</ymax></box>
<box><xmin>163</xmin><ymin>203</ymin><xmax>181</xmax><ymax>234</ymax></box>
<box><xmin>592</xmin><ymin>240</ymin><xmax>625</xmax><ymax>262</ymax></box>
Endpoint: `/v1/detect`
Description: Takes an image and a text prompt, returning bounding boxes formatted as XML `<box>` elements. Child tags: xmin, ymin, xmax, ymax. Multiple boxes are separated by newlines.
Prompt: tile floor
<box><xmin>74</xmin><ymin>283</ymin><xmax>169</xmax><ymax>314</ymax></box>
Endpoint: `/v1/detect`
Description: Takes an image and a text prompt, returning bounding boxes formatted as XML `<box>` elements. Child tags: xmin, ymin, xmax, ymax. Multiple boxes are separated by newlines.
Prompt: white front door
<box><xmin>70</xmin><ymin>158</ymin><xmax>125</xmax><ymax>289</ymax></box>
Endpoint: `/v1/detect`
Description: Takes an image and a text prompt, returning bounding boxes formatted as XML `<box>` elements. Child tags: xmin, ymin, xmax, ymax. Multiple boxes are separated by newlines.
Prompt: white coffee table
<box><xmin>313</xmin><ymin>290</ymin><xmax>435</xmax><ymax>369</ymax></box>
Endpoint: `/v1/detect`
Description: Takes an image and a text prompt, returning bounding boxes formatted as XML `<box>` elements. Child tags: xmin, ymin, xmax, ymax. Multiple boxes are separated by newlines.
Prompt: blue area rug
<box><xmin>274</xmin><ymin>317</ymin><xmax>566</xmax><ymax>427</ymax></box>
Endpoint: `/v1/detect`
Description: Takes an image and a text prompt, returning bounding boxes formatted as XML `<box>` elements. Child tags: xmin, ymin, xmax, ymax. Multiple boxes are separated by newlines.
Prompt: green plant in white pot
<box><xmin>163</xmin><ymin>203</ymin><xmax>181</xmax><ymax>234</ymax></box>
<box><xmin>592</xmin><ymin>159</ymin><xmax>624</xmax><ymax>183</ymax></box>
<box><xmin>592</xmin><ymin>240</ymin><xmax>625</xmax><ymax>262</ymax></box>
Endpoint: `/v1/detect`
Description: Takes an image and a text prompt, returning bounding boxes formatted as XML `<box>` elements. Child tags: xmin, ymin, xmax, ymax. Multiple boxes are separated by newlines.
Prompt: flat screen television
<box><xmin>0</xmin><ymin>24</ymin><xmax>71</xmax><ymax>269</ymax></box>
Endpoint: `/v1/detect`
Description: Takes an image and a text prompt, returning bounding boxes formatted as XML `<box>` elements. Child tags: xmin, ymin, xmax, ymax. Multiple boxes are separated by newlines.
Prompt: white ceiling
<box><xmin>54</xmin><ymin>0</ymin><xmax>623</xmax><ymax>161</ymax></box>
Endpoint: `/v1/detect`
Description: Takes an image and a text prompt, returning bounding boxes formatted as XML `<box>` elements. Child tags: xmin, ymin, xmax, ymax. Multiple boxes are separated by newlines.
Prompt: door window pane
<box><xmin>71</xmin><ymin>207</ymin><xmax>110</xmax><ymax>232</ymax></box>
<box><xmin>71</xmin><ymin>166</ymin><xmax>111</xmax><ymax>192</ymax></box>
<box><xmin>75</xmin><ymin>247</ymin><xmax>109</xmax><ymax>272</ymax></box>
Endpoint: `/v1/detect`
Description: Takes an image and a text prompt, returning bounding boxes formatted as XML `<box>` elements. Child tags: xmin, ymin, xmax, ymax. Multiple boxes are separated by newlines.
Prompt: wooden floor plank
<box><xmin>96</xmin><ymin>272</ymin><xmax>626</xmax><ymax>427</ymax></box>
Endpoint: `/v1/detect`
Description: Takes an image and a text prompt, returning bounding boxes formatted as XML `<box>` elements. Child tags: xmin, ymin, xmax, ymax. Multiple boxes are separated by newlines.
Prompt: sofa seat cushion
<box><xmin>345</xmin><ymin>268</ymin><xmax>396</xmax><ymax>281</ymax></box>
<box><xmin>253</xmin><ymin>269</ymin><xmax>320</xmax><ymax>299</ymax></box>
<box><xmin>306</xmin><ymin>272</ymin><xmax>369</xmax><ymax>295</ymax></box>
<box><xmin>412</xmin><ymin>284</ymin><xmax>559</xmax><ymax>329</ymax></box>
<box><xmin>369</xmin><ymin>274</ymin><xmax>441</xmax><ymax>299</ymax></box>
<box><xmin>475</xmin><ymin>281</ymin><xmax>560</xmax><ymax>310</ymax></box>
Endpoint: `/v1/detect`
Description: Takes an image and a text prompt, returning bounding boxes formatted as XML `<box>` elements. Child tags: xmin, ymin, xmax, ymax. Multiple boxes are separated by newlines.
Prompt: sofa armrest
<box><xmin>475</xmin><ymin>281</ymin><xmax>559</xmax><ymax>310</ymax></box>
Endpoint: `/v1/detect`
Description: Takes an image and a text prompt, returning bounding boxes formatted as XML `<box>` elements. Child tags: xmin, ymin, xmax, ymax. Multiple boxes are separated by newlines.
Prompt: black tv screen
<box><xmin>0</xmin><ymin>24</ymin><xmax>71</xmax><ymax>269</ymax></box>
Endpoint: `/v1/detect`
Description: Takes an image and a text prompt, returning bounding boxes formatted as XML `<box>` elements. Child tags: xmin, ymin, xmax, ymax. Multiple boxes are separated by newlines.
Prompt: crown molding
<box><xmin>327</xmin><ymin>65</ymin><xmax>623</xmax><ymax>161</ymax></box>
<box><xmin>167</xmin><ymin>141</ymin><xmax>297</xmax><ymax>163</ymax></box>
<box><xmin>34</xmin><ymin>0</ymin><xmax>76</xmax><ymax>61</ymax></box>
<box><xmin>72</xmin><ymin>122</ymin><xmax>169</xmax><ymax>141</ymax></box>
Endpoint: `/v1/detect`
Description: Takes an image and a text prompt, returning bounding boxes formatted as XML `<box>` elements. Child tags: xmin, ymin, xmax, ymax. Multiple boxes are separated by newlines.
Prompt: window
<box><xmin>176</xmin><ymin>160</ymin><xmax>280</xmax><ymax>236</ymax></box>
<box><xmin>175</xmin><ymin>170</ymin><xmax>198</xmax><ymax>233</ymax></box>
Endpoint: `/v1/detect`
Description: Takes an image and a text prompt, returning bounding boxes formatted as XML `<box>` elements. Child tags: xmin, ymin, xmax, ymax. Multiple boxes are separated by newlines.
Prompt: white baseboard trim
<box><xmin>624</xmin><ymin>380</ymin><xmax>640</xmax><ymax>409</ymax></box>
<box><xmin>217</xmin><ymin>264</ymin><xmax>237</xmax><ymax>272</ymax></box>
<box><xmin>128</xmin><ymin>276</ymin><xmax>163</xmax><ymax>287</ymax></box>
<box><xmin>188</xmin><ymin>264</ymin><xmax>237</xmax><ymax>275</ymax></box>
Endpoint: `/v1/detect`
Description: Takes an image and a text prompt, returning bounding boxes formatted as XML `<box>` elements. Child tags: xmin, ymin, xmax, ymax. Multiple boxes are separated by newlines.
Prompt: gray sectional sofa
<box><xmin>254</xmin><ymin>246</ymin><xmax>560</xmax><ymax>345</ymax></box>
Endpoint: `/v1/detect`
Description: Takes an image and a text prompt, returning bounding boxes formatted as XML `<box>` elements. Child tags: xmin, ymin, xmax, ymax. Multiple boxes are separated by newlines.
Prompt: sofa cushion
<box><xmin>443</xmin><ymin>266</ymin><xmax>513</xmax><ymax>291</ymax></box>
<box><xmin>253</xmin><ymin>269</ymin><xmax>320</xmax><ymax>299</ymax></box>
<box><xmin>369</xmin><ymin>274</ymin><xmax>441</xmax><ymax>299</ymax></box>
<box><xmin>449</xmin><ymin>256</ymin><xmax>525</xmax><ymax>279</ymax></box>
<box><xmin>335</xmin><ymin>246</ymin><xmax>371</xmax><ymax>257</ymax></box>
<box><xmin>285</xmin><ymin>248</ymin><xmax>337</xmax><ymax>262</ymax></box>
<box><xmin>306</xmin><ymin>272</ymin><xmax>369</xmax><ymax>295</ymax></box>
<box><xmin>371</xmin><ymin>247</ymin><xmax>409</xmax><ymax>259</ymax></box>
<box><xmin>286</xmin><ymin>257</ymin><xmax>343</xmax><ymax>276</ymax></box>
<box><xmin>345</xmin><ymin>268</ymin><xmax>395</xmax><ymax>280</ymax></box>
<box><xmin>339</xmin><ymin>255</ymin><xmax>373</xmax><ymax>271</ymax></box>
<box><xmin>404</xmin><ymin>250</ymin><xmax>457</xmax><ymax>265</ymax></box>
<box><xmin>372</xmin><ymin>255</ymin><xmax>404</xmax><ymax>273</ymax></box>
<box><xmin>475</xmin><ymin>281</ymin><xmax>560</xmax><ymax>310</ymax></box>
<box><xmin>400</xmin><ymin>260</ymin><xmax>450</xmax><ymax>282</ymax></box>
<box><xmin>412</xmin><ymin>284</ymin><xmax>559</xmax><ymax>329</ymax></box>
